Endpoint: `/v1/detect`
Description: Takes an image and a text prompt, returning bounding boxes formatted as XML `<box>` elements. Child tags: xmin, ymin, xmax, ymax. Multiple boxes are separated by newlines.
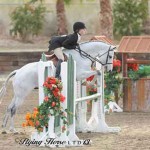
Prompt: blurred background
<box><xmin>0</xmin><ymin>0</ymin><xmax>149</xmax><ymax>42</ymax></box>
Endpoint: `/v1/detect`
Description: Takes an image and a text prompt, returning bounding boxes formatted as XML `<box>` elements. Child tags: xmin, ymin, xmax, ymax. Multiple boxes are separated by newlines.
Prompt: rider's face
<box><xmin>78</xmin><ymin>28</ymin><xmax>87</xmax><ymax>35</ymax></box>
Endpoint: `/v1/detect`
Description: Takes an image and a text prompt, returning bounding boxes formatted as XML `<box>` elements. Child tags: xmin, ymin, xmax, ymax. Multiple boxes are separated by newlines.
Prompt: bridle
<box><xmin>75</xmin><ymin>45</ymin><xmax>115</xmax><ymax>66</ymax></box>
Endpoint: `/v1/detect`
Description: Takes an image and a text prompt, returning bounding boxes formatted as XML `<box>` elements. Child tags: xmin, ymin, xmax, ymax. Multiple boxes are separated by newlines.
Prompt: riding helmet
<box><xmin>73</xmin><ymin>22</ymin><xmax>86</xmax><ymax>32</ymax></box>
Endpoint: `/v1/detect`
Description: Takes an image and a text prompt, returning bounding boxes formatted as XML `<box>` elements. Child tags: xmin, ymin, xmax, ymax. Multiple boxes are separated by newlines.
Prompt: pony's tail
<box><xmin>0</xmin><ymin>70</ymin><xmax>17</xmax><ymax>105</ymax></box>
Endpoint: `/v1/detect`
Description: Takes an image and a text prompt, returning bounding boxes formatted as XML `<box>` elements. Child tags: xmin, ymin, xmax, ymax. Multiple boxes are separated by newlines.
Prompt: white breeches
<box><xmin>54</xmin><ymin>48</ymin><xmax>64</xmax><ymax>61</ymax></box>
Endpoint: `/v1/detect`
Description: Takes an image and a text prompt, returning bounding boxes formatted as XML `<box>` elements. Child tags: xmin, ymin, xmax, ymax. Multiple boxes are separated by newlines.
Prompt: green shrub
<box><xmin>113</xmin><ymin>0</ymin><xmax>148</xmax><ymax>38</ymax></box>
<box><xmin>128</xmin><ymin>65</ymin><xmax>150</xmax><ymax>81</ymax></box>
<box><xmin>10</xmin><ymin>1</ymin><xmax>46</xmax><ymax>41</ymax></box>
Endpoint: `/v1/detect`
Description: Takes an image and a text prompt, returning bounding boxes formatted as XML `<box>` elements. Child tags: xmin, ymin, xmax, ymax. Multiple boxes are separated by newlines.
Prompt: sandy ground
<box><xmin>0</xmin><ymin>81</ymin><xmax>150</xmax><ymax>150</ymax></box>
<box><xmin>0</xmin><ymin>37</ymin><xmax>150</xmax><ymax>150</ymax></box>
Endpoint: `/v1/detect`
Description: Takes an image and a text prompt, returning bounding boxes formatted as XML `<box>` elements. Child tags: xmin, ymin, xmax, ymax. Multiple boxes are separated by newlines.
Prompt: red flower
<box><xmin>45</xmin><ymin>77</ymin><xmax>57</xmax><ymax>85</ymax></box>
<box><xmin>62</xmin><ymin>125</ymin><xmax>66</xmax><ymax>132</ymax></box>
<box><xmin>44</xmin><ymin>96</ymin><xmax>49</xmax><ymax>102</ymax></box>
<box><xmin>132</xmin><ymin>64</ymin><xmax>139</xmax><ymax>71</ymax></box>
<box><xmin>127</xmin><ymin>58</ymin><xmax>139</xmax><ymax>71</ymax></box>
<box><xmin>54</xmin><ymin>88</ymin><xmax>59</xmax><ymax>93</ymax></box>
<box><xmin>51</xmin><ymin>102</ymin><xmax>56</xmax><ymax>107</ymax></box>
<box><xmin>47</xmin><ymin>84</ymin><xmax>52</xmax><ymax>89</ymax></box>
<box><xmin>113</xmin><ymin>59</ymin><xmax>121</xmax><ymax>67</ymax></box>
<box><xmin>59</xmin><ymin>94</ymin><xmax>65</xmax><ymax>102</ymax></box>
<box><xmin>52</xmin><ymin>91</ymin><xmax>58</xmax><ymax>97</ymax></box>
<box><xmin>33</xmin><ymin>107</ymin><xmax>38</xmax><ymax>112</ymax></box>
<box><xmin>35</xmin><ymin>120</ymin><xmax>40</xmax><ymax>126</ymax></box>
<box><xmin>50</xmin><ymin>78</ymin><xmax>57</xmax><ymax>84</ymax></box>
<box><xmin>43</xmin><ymin>82</ymin><xmax>48</xmax><ymax>87</ymax></box>
<box><xmin>87</xmin><ymin>75</ymin><xmax>94</xmax><ymax>81</ymax></box>
<box><xmin>113</xmin><ymin>59</ymin><xmax>121</xmax><ymax>72</ymax></box>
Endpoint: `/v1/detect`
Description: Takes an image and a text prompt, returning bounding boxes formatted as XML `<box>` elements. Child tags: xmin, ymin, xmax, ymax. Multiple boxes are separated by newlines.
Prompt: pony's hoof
<box><xmin>9</xmin><ymin>128</ymin><xmax>18</xmax><ymax>134</ymax></box>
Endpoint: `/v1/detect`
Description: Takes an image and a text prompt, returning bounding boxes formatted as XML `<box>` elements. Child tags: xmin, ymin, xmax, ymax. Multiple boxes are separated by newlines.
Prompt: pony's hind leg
<box><xmin>2</xmin><ymin>110</ymin><xmax>9</xmax><ymax>129</ymax></box>
<box><xmin>9</xmin><ymin>103</ymin><xmax>17</xmax><ymax>133</ymax></box>
<box><xmin>9</xmin><ymin>95</ymin><xmax>24</xmax><ymax>133</ymax></box>
<box><xmin>2</xmin><ymin>96</ymin><xmax>19</xmax><ymax>133</ymax></box>
<box><xmin>2</xmin><ymin>96</ymin><xmax>16</xmax><ymax>127</ymax></box>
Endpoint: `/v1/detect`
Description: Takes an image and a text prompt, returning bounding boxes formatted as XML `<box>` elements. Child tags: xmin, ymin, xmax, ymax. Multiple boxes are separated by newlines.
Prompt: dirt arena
<box><xmin>0</xmin><ymin>37</ymin><xmax>150</xmax><ymax>150</ymax></box>
<box><xmin>0</xmin><ymin>80</ymin><xmax>150</xmax><ymax>150</ymax></box>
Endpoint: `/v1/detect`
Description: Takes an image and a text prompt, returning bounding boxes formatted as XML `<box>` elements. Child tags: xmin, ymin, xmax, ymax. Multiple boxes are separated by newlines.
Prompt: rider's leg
<box><xmin>54</xmin><ymin>48</ymin><xmax>64</xmax><ymax>78</ymax></box>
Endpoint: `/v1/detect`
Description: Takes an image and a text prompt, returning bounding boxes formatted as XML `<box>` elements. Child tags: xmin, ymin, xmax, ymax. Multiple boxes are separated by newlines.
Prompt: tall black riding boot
<box><xmin>55</xmin><ymin>59</ymin><xmax>63</xmax><ymax>79</ymax></box>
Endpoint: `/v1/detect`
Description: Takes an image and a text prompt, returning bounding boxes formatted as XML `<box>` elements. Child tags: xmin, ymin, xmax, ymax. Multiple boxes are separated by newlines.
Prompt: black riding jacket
<box><xmin>48</xmin><ymin>32</ymin><xmax>80</xmax><ymax>51</ymax></box>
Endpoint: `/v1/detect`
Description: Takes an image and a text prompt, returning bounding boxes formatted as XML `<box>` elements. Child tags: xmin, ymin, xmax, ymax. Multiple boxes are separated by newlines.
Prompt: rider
<box><xmin>47</xmin><ymin>22</ymin><xmax>87</xmax><ymax>79</ymax></box>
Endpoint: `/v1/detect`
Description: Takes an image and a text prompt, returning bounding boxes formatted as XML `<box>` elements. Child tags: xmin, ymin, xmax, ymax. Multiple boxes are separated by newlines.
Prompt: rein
<box><xmin>75</xmin><ymin>45</ymin><xmax>115</xmax><ymax>66</ymax></box>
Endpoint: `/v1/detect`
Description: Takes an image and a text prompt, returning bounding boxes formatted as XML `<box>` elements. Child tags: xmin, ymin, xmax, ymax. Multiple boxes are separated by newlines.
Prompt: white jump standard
<box><xmin>31</xmin><ymin>55</ymin><xmax>121</xmax><ymax>147</ymax></box>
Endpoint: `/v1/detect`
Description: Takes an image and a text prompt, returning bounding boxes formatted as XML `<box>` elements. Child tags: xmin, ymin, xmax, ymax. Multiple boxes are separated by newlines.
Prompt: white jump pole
<box><xmin>58</xmin><ymin>62</ymin><xmax>70</xmax><ymax>147</ymax></box>
<box><xmin>92</xmin><ymin>62</ymin><xmax>121</xmax><ymax>132</ymax></box>
<box><xmin>31</xmin><ymin>60</ymin><xmax>56</xmax><ymax>146</ymax></box>
<box><xmin>76</xmin><ymin>80</ymin><xmax>89</xmax><ymax>132</ymax></box>
<box><xmin>87</xmin><ymin>64</ymin><xmax>102</xmax><ymax>131</ymax></box>
<box><xmin>67</xmin><ymin>59</ymin><xmax>79</xmax><ymax>141</ymax></box>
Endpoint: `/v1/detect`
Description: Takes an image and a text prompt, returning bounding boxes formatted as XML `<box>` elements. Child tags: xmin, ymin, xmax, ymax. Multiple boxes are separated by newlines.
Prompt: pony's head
<box><xmin>88</xmin><ymin>41</ymin><xmax>115</xmax><ymax>72</ymax></box>
<box><xmin>65</xmin><ymin>41</ymin><xmax>116</xmax><ymax>72</ymax></box>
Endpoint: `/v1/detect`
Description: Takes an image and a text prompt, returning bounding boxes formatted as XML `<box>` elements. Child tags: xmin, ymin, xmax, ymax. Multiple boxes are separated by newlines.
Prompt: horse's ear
<box><xmin>112</xmin><ymin>45</ymin><xmax>118</xmax><ymax>52</ymax></box>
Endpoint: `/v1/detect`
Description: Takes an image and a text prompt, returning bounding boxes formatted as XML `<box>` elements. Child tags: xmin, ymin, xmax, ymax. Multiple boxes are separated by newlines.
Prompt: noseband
<box><xmin>97</xmin><ymin>46</ymin><xmax>115</xmax><ymax>65</ymax></box>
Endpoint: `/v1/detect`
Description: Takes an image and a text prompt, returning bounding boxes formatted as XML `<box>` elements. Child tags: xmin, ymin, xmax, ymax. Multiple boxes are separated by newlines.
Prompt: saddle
<box><xmin>45</xmin><ymin>51</ymin><xmax>68</xmax><ymax>67</ymax></box>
